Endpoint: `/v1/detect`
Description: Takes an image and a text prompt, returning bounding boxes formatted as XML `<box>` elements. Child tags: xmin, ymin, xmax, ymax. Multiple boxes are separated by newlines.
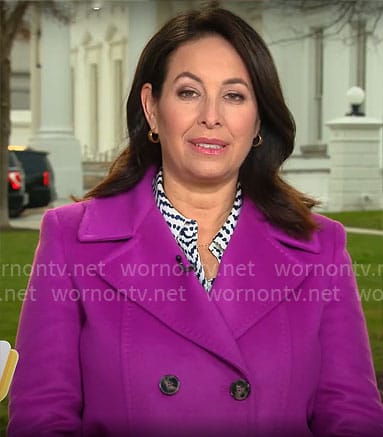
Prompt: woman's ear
<box><xmin>141</xmin><ymin>83</ymin><xmax>157</xmax><ymax>129</ymax></box>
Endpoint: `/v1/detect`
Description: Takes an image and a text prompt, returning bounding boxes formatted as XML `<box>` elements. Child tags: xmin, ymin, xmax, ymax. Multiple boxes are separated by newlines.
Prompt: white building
<box><xmin>10</xmin><ymin>0</ymin><xmax>383</xmax><ymax>210</ymax></box>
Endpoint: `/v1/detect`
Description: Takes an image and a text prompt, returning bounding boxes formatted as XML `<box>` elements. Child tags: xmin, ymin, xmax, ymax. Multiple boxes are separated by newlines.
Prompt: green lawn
<box><xmin>0</xmin><ymin>229</ymin><xmax>39</xmax><ymax>434</ymax></box>
<box><xmin>0</xmin><ymin>226</ymin><xmax>382</xmax><ymax>432</ymax></box>
<box><xmin>347</xmin><ymin>233</ymin><xmax>383</xmax><ymax>371</ymax></box>
<box><xmin>323</xmin><ymin>210</ymin><xmax>383</xmax><ymax>230</ymax></box>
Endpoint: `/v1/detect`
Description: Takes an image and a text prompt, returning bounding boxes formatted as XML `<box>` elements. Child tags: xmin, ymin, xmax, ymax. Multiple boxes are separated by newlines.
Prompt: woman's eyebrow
<box><xmin>173</xmin><ymin>72</ymin><xmax>250</xmax><ymax>89</ymax></box>
<box><xmin>222</xmin><ymin>78</ymin><xmax>250</xmax><ymax>89</ymax></box>
<box><xmin>173</xmin><ymin>71</ymin><xmax>202</xmax><ymax>84</ymax></box>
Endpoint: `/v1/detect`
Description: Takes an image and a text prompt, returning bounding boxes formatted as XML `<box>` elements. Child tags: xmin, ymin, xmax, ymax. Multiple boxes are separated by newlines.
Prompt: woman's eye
<box><xmin>224</xmin><ymin>92</ymin><xmax>245</xmax><ymax>102</ymax></box>
<box><xmin>178</xmin><ymin>89</ymin><xmax>198</xmax><ymax>99</ymax></box>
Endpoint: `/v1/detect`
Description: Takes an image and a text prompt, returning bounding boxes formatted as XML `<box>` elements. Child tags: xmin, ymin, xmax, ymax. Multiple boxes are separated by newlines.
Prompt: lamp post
<box><xmin>91</xmin><ymin>1</ymin><xmax>103</xmax><ymax>11</ymax></box>
<box><xmin>346</xmin><ymin>86</ymin><xmax>365</xmax><ymax>116</ymax></box>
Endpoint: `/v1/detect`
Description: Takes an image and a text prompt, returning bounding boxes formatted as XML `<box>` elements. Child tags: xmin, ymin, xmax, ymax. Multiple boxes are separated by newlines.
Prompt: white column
<box><xmin>30</xmin><ymin>12</ymin><xmax>83</xmax><ymax>199</ymax></box>
<box><xmin>326</xmin><ymin>116</ymin><xmax>383</xmax><ymax>211</ymax></box>
<box><xmin>127</xmin><ymin>1</ymin><xmax>158</xmax><ymax>90</ymax></box>
<box><xmin>29</xmin><ymin>3</ymin><xmax>40</xmax><ymax>137</ymax></box>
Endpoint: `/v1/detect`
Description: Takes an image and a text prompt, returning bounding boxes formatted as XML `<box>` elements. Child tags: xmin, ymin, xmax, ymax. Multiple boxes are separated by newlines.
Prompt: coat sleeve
<box><xmin>7</xmin><ymin>210</ymin><xmax>83</xmax><ymax>437</ymax></box>
<box><xmin>310</xmin><ymin>221</ymin><xmax>383</xmax><ymax>437</ymax></box>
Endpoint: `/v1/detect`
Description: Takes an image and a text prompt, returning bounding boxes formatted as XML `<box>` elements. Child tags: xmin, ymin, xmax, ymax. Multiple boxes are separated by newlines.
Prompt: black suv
<box><xmin>8</xmin><ymin>151</ymin><xmax>28</xmax><ymax>217</ymax></box>
<box><xmin>10</xmin><ymin>147</ymin><xmax>57</xmax><ymax>208</ymax></box>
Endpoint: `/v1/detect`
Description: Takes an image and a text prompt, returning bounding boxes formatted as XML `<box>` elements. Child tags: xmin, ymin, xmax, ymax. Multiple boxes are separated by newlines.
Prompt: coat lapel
<box><xmin>211</xmin><ymin>197</ymin><xmax>321</xmax><ymax>339</ymax></box>
<box><xmin>78</xmin><ymin>169</ymin><xmax>250</xmax><ymax>377</ymax></box>
<box><xmin>100</xmin><ymin>209</ymin><xmax>251</xmax><ymax>376</ymax></box>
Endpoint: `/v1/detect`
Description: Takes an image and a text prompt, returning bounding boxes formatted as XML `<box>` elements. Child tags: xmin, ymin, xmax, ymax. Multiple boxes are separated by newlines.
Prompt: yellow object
<box><xmin>8</xmin><ymin>145</ymin><xmax>27</xmax><ymax>151</ymax></box>
<box><xmin>0</xmin><ymin>344</ymin><xmax>19</xmax><ymax>402</ymax></box>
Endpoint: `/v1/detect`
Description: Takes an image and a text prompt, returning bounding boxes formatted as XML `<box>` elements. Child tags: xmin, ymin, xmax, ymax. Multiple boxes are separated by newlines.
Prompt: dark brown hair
<box><xmin>85</xmin><ymin>5</ymin><xmax>318</xmax><ymax>239</ymax></box>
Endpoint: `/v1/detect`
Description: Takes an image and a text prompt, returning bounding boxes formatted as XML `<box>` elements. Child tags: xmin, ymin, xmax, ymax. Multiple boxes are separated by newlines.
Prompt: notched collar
<box><xmin>77</xmin><ymin>167</ymin><xmax>157</xmax><ymax>242</ymax></box>
<box><xmin>239</xmin><ymin>197</ymin><xmax>322</xmax><ymax>255</ymax></box>
<box><xmin>267</xmin><ymin>223</ymin><xmax>321</xmax><ymax>254</ymax></box>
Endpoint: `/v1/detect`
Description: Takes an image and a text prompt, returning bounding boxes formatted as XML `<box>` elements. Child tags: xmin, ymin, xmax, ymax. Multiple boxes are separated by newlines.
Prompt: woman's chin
<box><xmin>184</xmin><ymin>166</ymin><xmax>237</xmax><ymax>186</ymax></box>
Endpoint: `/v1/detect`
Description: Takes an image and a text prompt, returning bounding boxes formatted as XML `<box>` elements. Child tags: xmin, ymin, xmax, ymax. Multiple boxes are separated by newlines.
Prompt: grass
<box><xmin>0</xmin><ymin>229</ymin><xmax>39</xmax><ymax>435</ymax></box>
<box><xmin>323</xmin><ymin>210</ymin><xmax>383</xmax><ymax>230</ymax></box>
<box><xmin>347</xmin><ymin>233</ymin><xmax>383</xmax><ymax>372</ymax></box>
<box><xmin>0</xmin><ymin>225</ymin><xmax>382</xmax><ymax>432</ymax></box>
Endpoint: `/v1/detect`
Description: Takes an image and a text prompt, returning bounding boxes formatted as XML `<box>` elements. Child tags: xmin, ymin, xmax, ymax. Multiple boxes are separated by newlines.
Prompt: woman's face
<box><xmin>141</xmin><ymin>35</ymin><xmax>260</xmax><ymax>187</ymax></box>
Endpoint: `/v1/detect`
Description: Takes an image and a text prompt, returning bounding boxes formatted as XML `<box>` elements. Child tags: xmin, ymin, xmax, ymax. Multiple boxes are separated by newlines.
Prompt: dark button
<box><xmin>230</xmin><ymin>379</ymin><xmax>250</xmax><ymax>400</ymax></box>
<box><xmin>159</xmin><ymin>375</ymin><xmax>180</xmax><ymax>396</ymax></box>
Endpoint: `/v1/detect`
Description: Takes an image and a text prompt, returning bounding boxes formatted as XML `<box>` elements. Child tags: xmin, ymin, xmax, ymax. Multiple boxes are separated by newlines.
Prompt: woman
<box><xmin>8</xmin><ymin>5</ymin><xmax>383</xmax><ymax>437</ymax></box>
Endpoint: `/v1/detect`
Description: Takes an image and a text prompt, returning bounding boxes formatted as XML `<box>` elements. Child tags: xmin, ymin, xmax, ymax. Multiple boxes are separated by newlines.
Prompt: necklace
<box><xmin>196</xmin><ymin>205</ymin><xmax>232</xmax><ymax>249</ymax></box>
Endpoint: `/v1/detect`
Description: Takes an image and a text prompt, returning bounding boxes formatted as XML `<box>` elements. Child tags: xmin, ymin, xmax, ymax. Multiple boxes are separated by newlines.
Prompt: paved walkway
<box><xmin>345</xmin><ymin>227</ymin><xmax>383</xmax><ymax>236</ymax></box>
<box><xmin>9</xmin><ymin>200</ymin><xmax>71</xmax><ymax>231</ymax></box>
<box><xmin>10</xmin><ymin>209</ymin><xmax>45</xmax><ymax>230</ymax></box>
<box><xmin>9</xmin><ymin>203</ymin><xmax>383</xmax><ymax>236</ymax></box>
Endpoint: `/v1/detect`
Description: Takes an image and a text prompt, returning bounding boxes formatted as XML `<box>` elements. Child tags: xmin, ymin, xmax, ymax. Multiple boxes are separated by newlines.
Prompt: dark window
<box><xmin>15</xmin><ymin>151</ymin><xmax>50</xmax><ymax>173</ymax></box>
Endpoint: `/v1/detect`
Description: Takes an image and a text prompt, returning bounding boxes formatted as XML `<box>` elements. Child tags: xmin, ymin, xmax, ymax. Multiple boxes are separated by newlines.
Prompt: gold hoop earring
<box><xmin>252</xmin><ymin>134</ymin><xmax>263</xmax><ymax>148</ymax></box>
<box><xmin>148</xmin><ymin>129</ymin><xmax>160</xmax><ymax>144</ymax></box>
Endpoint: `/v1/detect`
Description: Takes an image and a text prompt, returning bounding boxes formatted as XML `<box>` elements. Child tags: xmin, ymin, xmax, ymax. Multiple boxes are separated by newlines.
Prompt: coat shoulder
<box><xmin>42</xmin><ymin>200</ymin><xmax>89</xmax><ymax>233</ymax></box>
<box><xmin>312</xmin><ymin>212</ymin><xmax>347</xmax><ymax>247</ymax></box>
<box><xmin>265</xmin><ymin>211</ymin><xmax>346</xmax><ymax>256</ymax></box>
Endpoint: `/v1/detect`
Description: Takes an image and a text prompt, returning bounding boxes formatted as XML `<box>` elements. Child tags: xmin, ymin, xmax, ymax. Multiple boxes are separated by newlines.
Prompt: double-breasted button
<box><xmin>230</xmin><ymin>379</ymin><xmax>250</xmax><ymax>400</ymax></box>
<box><xmin>159</xmin><ymin>375</ymin><xmax>180</xmax><ymax>396</ymax></box>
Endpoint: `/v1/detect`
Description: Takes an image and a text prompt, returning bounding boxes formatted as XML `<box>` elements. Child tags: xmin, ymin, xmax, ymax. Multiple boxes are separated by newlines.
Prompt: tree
<box><xmin>0</xmin><ymin>1</ymin><xmax>29</xmax><ymax>229</ymax></box>
<box><xmin>247</xmin><ymin>0</ymin><xmax>383</xmax><ymax>45</ymax></box>
<box><xmin>0</xmin><ymin>1</ymin><xmax>69</xmax><ymax>229</ymax></box>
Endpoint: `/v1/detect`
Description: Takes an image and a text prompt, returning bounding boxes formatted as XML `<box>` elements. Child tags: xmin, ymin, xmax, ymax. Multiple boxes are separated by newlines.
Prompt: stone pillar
<box><xmin>127</xmin><ymin>1</ymin><xmax>157</xmax><ymax>89</ymax></box>
<box><xmin>29</xmin><ymin>12</ymin><xmax>83</xmax><ymax>200</ymax></box>
<box><xmin>326</xmin><ymin>116</ymin><xmax>383</xmax><ymax>211</ymax></box>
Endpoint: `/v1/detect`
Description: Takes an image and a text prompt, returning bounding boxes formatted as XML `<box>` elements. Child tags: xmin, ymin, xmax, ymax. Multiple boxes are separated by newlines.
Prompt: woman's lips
<box><xmin>190</xmin><ymin>138</ymin><xmax>227</xmax><ymax>155</ymax></box>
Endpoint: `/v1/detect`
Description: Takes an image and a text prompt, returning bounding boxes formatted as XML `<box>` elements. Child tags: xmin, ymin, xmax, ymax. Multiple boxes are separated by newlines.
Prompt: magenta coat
<box><xmin>8</xmin><ymin>167</ymin><xmax>383</xmax><ymax>437</ymax></box>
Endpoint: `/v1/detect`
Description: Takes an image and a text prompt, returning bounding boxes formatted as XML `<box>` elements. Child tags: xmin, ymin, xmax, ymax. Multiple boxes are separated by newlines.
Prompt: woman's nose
<box><xmin>198</xmin><ymin>97</ymin><xmax>222</xmax><ymax>128</ymax></box>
